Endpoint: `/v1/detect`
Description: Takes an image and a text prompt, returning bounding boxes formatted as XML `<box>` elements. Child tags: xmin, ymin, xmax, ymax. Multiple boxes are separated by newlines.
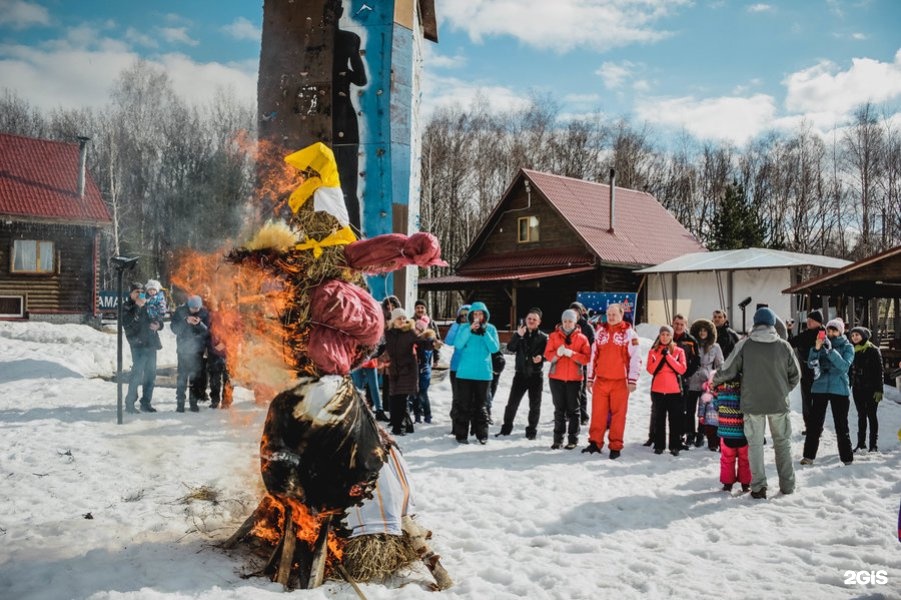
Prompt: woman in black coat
<box><xmin>849</xmin><ymin>326</ymin><xmax>884</xmax><ymax>452</ymax></box>
<box><xmin>382</xmin><ymin>307</ymin><xmax>435</xmax><ymax>436</ymax></box>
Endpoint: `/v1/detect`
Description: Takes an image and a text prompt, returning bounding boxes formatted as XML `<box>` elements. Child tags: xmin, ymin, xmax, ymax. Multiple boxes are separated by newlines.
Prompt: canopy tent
<box><xmin>635</xmin><ymin>248</ymin><xmax>850</xmax><ymax>332</ymax></box>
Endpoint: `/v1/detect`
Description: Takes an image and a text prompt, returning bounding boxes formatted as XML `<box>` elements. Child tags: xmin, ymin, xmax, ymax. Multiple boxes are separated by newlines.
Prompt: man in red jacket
<box><xmin>584</xmin><ymin>303</ymin><xmax>641</xmax><ymax>459</ymax></box>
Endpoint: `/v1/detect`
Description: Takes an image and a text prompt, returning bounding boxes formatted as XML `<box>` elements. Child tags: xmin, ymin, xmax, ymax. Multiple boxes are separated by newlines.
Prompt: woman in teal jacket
<box><xmin>802</xmin><ymin>319</ymin><xmax>855</xmax><ymax>465</ymax></box>
<box><xmin>452</xmin><ymin>301</ymin><xmax>500</xmax><ymax>444</ymax></box>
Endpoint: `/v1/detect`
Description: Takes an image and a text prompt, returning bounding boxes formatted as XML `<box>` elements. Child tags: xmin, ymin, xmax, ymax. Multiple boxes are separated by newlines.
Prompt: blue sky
<box><xmin>1</xmin><ymin>0</ymin><xmax>899</xmax><ymax>144</ymax></box>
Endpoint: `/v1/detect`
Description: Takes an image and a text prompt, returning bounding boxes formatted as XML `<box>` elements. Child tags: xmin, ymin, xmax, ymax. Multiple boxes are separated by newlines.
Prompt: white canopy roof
<box><xmin>635</xmin><ymin>247</ymin><xmax>850</xmax><ymax>274</ymax></box>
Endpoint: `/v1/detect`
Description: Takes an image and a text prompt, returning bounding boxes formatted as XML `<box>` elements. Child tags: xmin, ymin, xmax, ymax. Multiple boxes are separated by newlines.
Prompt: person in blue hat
<box><xmin>713</xmin><ymin>307</ymin><xmax>800</xmax><ymax>500</ymax></box>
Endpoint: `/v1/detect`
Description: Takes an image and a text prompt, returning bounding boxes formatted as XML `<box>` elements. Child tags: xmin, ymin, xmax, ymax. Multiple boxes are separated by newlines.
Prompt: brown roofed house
<box><xmin>419</xmin><ymin>168</ymin><xmax>705</xmax><ymax>329</ymax></box>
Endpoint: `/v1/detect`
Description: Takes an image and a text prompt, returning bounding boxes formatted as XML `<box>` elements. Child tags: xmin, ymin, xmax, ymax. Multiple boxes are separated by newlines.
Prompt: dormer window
<box><xmin>517</xmin><ymin>216</ymin><xmax>540</xmax><ymax>243</ymax></box>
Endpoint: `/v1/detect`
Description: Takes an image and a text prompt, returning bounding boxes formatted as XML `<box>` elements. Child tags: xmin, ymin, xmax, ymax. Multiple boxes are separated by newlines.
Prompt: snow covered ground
<box><xmin>1</xmin><ymin>320</ymin><xmax>899</xmax><ymax>600</ymax></box>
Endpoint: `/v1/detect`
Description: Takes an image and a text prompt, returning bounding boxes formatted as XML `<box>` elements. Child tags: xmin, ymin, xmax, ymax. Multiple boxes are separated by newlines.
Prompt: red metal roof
<box><xmin>420</xmin><ymin>265</ymin><xmax>596</xmax><ymax>287</ymax></box>
<box><xmin>457</xmin><ymin>248</ymin><xmax>595</xmax><ymax>275</ymax></box>
<box><xmin>523</xmin><ymin>169</ymin><xmax>705</xmax><ymax>266</ymax></box>
<box><xmin>0</xmin><ymin>132</ymin><xmax>111</xmax><ymax>224</ymax></box>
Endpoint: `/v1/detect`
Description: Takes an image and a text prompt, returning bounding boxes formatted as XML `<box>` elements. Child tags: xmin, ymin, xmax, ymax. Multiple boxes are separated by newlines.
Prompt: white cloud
<box><xmin>423</xmin><ymin>43</ymin><xmax>467</xmax><ymax>69</ymax></box>
<box><xmin>783</xmin><ymin>50</ymin><xmax>901</xmax><ymax>117</ymax></box>
<box><xmin>125</xmin><ymin>27</ymin><xmax>159</xmax><ymax>49</ymax></box>
<box><xmin>438</xmin><ymin>0</ymin><xmax>690</xmax><ymax>53</ymax></box>
<box><xmin>851</xmin><ymin>32</ymin><xmax>867</xmax><ymax>40</ymax></box>
<box><xmin>421</xmin><ymin>71</ymin><xmax>530</xmax><ymax>117</ymax></box>
<box><xmin>221</xmin><ymin>17</ymin><xmax>261</xmax><ymax>42</ymax></box>
<box><xmin>0</xmin><ymin>0</ymin><xmax>49</xmax><ymax>29</ymax></box>
<box><xmin>159</xmin><ymin>26</ymin><xmax>198</xmax><ymax>47</ymax></box>
<box><xmin>0</xmin><ymin>32</ymin><xmax>255</xmax><ymax>113</ymax></box>
<box><xmin>635</xmin><ymin>94</ymin><xmax>777</xmax><ymax>144</ymax></box>
<box><xmin>747</xmin><ymin>3</ymin><xmax>774</xmax><ymax>13</ymax></box>
<box><xmin>596</xmin><ymin>61</ymin><xmax>637</xmax><ymax>89</ymax></box>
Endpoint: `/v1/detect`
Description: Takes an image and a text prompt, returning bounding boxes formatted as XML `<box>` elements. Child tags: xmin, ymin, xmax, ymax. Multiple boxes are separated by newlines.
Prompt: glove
<box><xmin>556</xmin><ymin>344</ymin><xmax>566</xmax><ymax>357</ymax></box>
<box><xmin>822</xmin><ymin>337</ymin><xmax>831</xmax><ymax>351</ymax></box>
<box><xmin>563</xmin><ymin>348</ymin><xmax>574</xmax><ymax>357</ymax></box>
<box><xmin>874</xmin><ymin>392</ymin><xmax>883</xmax><ymax>404</ymax></box>
<box><xmin>660</xmin><ymin>347</ymin><xmax>669</xmax><ymax>356</ymax></box>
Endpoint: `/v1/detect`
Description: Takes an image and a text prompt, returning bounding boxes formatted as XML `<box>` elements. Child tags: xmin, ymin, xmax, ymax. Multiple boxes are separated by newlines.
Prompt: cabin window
<box><xmin>11</xmin><ymin>240</ymin><xmax>55</xmax><ymax>273</ymax></box>
<box><xmin>517</xmin><ymin>216</ymin><xmax>540</xmax><ymax>243</ymax></box>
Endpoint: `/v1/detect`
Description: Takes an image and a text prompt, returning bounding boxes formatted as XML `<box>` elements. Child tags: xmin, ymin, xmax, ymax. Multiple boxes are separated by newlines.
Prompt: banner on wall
<box><xmin>576</xmin><ymin>291</ymin><xmax>637</xmax><ymax>323</ymax></box>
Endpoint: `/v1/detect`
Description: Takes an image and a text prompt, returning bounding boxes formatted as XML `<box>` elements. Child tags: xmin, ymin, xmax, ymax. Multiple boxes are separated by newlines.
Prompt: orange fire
<box><xmin>168</xmin><ymin>135</ymin><xmax>320</xmax><ymax>400</ymax></box>
<box><xmin>250</xmin><ymin>494</ymin><xmax>345</xmax><ymax>563</ymax></box>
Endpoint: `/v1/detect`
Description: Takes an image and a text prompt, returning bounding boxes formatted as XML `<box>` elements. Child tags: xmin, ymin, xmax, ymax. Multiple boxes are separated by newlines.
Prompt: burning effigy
<box><xmin>188</xmin><ymin>142</ymin><xmax>451</xmax><ymax>591</ymax></box>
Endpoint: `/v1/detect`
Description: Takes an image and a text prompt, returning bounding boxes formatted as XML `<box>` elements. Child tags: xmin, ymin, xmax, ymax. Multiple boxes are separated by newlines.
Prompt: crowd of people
<box><xmin>351</xmin><ymin>299</ymin><xmax>889</xmax><ymax>501</ymax></box>
<box><xmin>119</xmin><ymin>279</ymin><xmax>890</xmax><ymax>500</ymax></box>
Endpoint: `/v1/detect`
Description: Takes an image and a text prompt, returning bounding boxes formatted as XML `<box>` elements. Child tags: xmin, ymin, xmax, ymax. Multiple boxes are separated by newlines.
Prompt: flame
<box><xmin>250</xmin><ymin>494</ymin><xmax>345</xmax><ymax>563</ymax></box>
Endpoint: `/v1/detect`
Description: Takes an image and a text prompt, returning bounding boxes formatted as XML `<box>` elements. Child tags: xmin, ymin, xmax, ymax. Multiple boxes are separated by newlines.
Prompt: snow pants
<box><xmin>589</xmin><ymin>378</ymin><xmax>629</xmax><ymax>451</ymax></box>
<box><xmin>720</xmin><ymin>439</ymin><xmax>751</xmax><ymax>485</ymax></box>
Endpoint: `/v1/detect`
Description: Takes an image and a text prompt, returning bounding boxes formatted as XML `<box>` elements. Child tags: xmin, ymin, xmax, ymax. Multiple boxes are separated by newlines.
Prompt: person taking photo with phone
<box><xmin>122</xmin><ymin>282</ymin><xmax>164</xmax><ymax>413</ymax></box>
<box><xmin>801</xmin><ymin>318</ymin><xmax>855</xmax><ymax>466</ymax></box>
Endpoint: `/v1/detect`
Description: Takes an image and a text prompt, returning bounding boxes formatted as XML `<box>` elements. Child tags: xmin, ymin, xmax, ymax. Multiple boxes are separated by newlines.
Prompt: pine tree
<box><xmin>708</xmin><ymin>181</ymin><xmax>765</xmax><ymax>250</ymax></box>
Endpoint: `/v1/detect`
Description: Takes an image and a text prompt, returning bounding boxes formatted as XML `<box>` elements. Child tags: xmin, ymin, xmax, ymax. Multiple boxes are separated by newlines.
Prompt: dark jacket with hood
<box><xmin>383</xmin><ymin>318</ymin><xmax>435</xmax><ymax>396</ymax></box>
<box><xmin>849</xmin><ymin>327</ymin><xmax>884</xmax><ymax>394</ymax></box>
<box><xmin>123</xmin><ymin>297</ymin><xmax>164</xmax><ymax>350</ymax></box>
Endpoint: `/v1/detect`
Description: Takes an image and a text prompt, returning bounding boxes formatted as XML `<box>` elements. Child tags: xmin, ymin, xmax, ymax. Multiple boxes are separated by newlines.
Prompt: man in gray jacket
<box><xmin>713</xmin><ymin>307</ymin><xmax>800</xmax><ymax>499</ymax></box>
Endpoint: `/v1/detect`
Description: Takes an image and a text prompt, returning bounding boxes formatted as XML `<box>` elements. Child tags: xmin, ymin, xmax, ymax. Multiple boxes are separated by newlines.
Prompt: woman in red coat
<box><xmin>544</xmin><ymin>309</ymin><xmax>591</xmax><ymax>449</ymax></box>
<box><xmin>646</xmin><ymin>325</ymin><xmax>687</xmax><ymax>455</ymax></box>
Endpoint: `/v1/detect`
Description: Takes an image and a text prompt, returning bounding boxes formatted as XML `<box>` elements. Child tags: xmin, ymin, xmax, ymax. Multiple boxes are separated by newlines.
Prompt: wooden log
<box><xmin>306</xmin><ymin>515</ymin><xmax>331</xmax><ymax>588</ymax></box>
<box><xmin>336</xmin><ymin>563</ymin><xmax>368</xmax><ymax>600</ymax></box>
<box><xmin>275</xmin><ymin>504</ymin><xmax>298</xmax><ymax>587</ymax></box>
<box><xmin>402</xmin><ymin>516</ymin><xmax>453</xmax><ymax>590</ymax></box>
<box><xmin>221</xmin><ymin>499</ymin><xmax>268</xmax><ymax>549</ymax></box>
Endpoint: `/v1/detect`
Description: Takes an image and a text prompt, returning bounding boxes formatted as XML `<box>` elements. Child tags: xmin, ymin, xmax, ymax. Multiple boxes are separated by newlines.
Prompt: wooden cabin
<box><xmin>0</xmin><ymin>133</ymin><xmax>111</xmax><ymax>324</ymax></box>
<box><xmin>419</xmin><ymin>168</ymin><xmax>706</xmax><ymax>329</ymax></box>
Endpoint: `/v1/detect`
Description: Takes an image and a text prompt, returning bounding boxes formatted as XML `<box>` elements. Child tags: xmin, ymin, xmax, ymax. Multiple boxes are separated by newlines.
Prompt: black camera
<box><xmin>737</xmin><ymin>296</ymin><xmax>752</xmax><ymax>309</ymax></box>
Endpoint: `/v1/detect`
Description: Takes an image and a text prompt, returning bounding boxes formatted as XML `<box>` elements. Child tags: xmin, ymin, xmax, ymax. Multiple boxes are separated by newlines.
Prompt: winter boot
<box><xmin>609</xmin><ymin>450</ymin><xmax>621</xmax><ymax>460</ymax></box>
<box><xmin>375</xmin><ymin>410</ymin><xmax>390</xmax><ymax>422</ymax></box>
<box><xmin>750</xmin><ymin>487</ymin><xmax>767</xmax><ymax>499</ymax></box>
<box><xmin>140</xmin><ymin>403</ymin><xmax>157</xmax><ymax>413</ymax></box>
<box><xmin>694</xmin><ymin>431</ymin><xmax>705</xmax><ymax>447</ymax></box>
<box><xmin>496</xmin><ymin>424</ymin><xmax>513</xmax><ymax>437</ymax></box>
<box><xmin>722</xmin><ymin>483</ymin><xmax>733</xmax><ymax>492</ymax></box>
<box><xmin>581</xmin><ymin>441</ymin><xmax>602</xmax><ymax>454</ymax></box>
<box><xmin>125</xmin><ymin>402</ymin><xmax>139</xmax><ymax>414</ymax></box>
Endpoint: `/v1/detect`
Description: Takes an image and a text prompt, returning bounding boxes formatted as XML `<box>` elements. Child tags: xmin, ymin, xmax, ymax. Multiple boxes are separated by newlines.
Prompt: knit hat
<box><xmin>807</xmin><ymin>309</ymin><xmax>824</xmax><ymax>325</ymax></box>
<box><xmin>187</xmin><ymin>295</ymin><xmax>203</xmax><ymax>309</ymax></box>
<box><xmin>659</xmin><ymin>324</ymin><xmax>674</xmax><ymax>335</ymax></box>
<box><xmin>390</xmin><ymin>307</ymin><xmax>407</xmax><ymax>321</ymax></box>
<box><xmin>561</xmin><ymin>309</ymin><xmax>579</xmax><ymax>323</ymax></box>
<box><xmin>753</xmin><ymin>307</ymin><xmax>776</xmax><ymax>327</ymax></box>
<box><xmin>129</xmin><ymin>282</ymin><xmax>144</xmax><ymax>293</ymax></box>
<box><xmin>145</xmin><ymin>279</ymin><xmax>161</xmax><ymax>293</ymax></box>
<box><xmin>849</xmin><ymin>326</ymin><xmax>870</xmax><ymax>342</ymax></box>
<box><xmin>825</xmin><ymin>318</ymin><xmax>845</xmax><ymax>335</ymax></box>
<box><xmin>457</xmin><ymin>304</ymin><xmax>471</xmax><ymax>316</ymax></box>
